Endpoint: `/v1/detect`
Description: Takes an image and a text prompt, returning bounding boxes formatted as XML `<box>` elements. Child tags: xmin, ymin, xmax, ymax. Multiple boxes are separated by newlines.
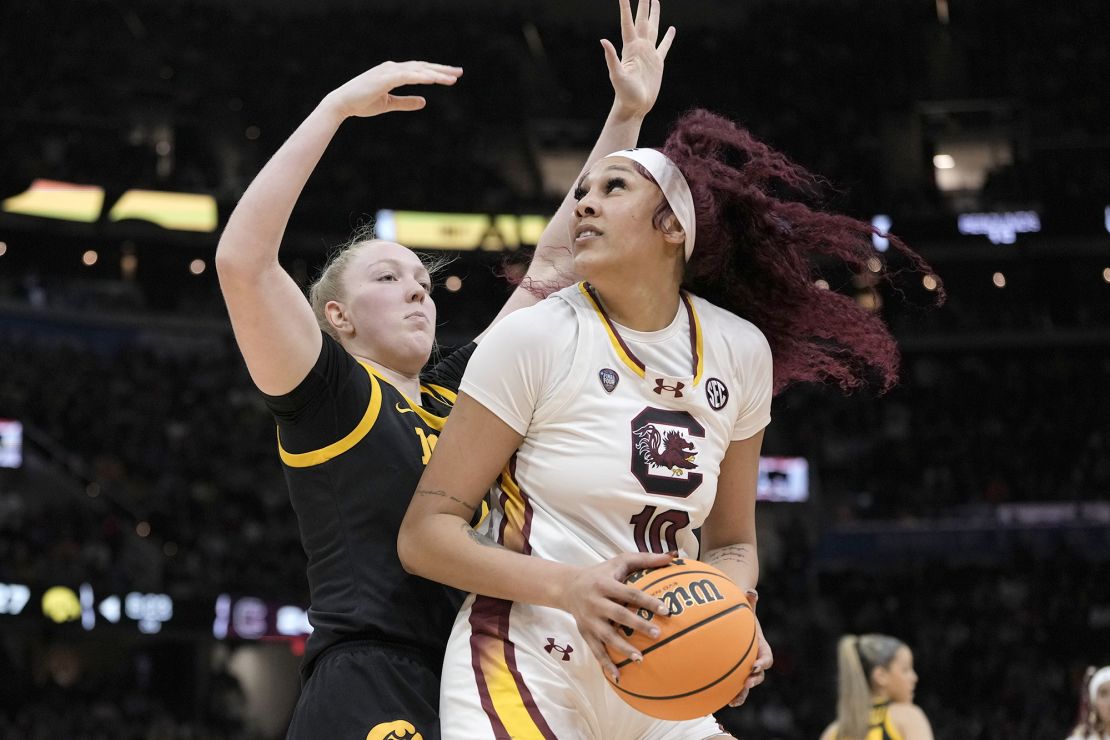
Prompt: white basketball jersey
<box><xmin>442</xmin><ymin>283</ymin><xmax>771</xmax><ymax>738</ymax></box>
<box><xmin>462</xmin><ymin>282</ymin><xmax>773</xmax><ymax>564</ymax></box>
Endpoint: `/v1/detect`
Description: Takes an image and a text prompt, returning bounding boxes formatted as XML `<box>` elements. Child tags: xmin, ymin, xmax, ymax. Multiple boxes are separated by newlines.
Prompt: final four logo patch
<box><xmin>599</xmin><ymin>368</ymin><xmax>619</xmax><ymax>393</ymax></box>
<box><xmin>705</xmin><ymin>377</ymin><xmax>729</xmax><ymax>410</ymax></box>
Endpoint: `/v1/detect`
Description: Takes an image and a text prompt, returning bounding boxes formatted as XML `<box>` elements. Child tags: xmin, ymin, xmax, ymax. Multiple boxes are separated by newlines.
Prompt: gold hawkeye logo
<box><xmin>366</xmin><ymin>720</ymin><xmax>422</xmax><ymax>740</ymax></box>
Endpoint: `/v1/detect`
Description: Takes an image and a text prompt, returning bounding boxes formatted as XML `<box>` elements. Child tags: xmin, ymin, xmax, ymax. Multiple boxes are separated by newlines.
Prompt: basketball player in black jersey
<box><xmin>215</xmin><ymin>13</ymin><xmax>675</xmax><ymax>737</ymax></box>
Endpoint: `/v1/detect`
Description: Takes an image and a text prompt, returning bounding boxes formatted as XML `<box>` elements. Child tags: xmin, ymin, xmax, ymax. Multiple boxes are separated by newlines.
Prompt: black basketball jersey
<box><xmin>867</xmin><ymin>702</ymin><xmax>904</xmax><ymax>740</ymax></box>
<box><xmin>834</xmin><ymin>703</ymin><xmax>903</xmax><ymax>740</ymax></box>
<box><xmin>264</xmin><ymin>332</ymin><xmax>476</xmax><ymax>674</ymax></box>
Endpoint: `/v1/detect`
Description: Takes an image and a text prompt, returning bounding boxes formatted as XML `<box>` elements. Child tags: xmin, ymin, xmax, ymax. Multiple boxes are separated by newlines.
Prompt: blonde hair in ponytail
<box><xmin>836</xmin><ymin>634</ymin><xmax>907</xmax><ymax>740</ymax></box>
<box><xmin>836</xmin><ymin>635</ymin><xmax>873</xmax><ymax>740</ymax></box>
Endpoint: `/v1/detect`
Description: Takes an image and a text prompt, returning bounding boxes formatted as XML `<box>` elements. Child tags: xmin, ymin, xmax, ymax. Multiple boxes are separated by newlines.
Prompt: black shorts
<box><xmin>286</xmin><ymin>640</ymin><xmax>442</xmax><ymax>740</ymax></box>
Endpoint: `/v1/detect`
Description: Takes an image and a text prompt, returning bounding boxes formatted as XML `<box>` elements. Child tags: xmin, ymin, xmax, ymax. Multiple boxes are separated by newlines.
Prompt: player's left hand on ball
<box><xmin>728</xmin><ymin>616</ymin><xmax>773</xmax><ymax>707</ymax></box>
<box><xmin>557</xmin><ymin>551</ymin><xmax>674</xmax><ymax>684</ymax></box>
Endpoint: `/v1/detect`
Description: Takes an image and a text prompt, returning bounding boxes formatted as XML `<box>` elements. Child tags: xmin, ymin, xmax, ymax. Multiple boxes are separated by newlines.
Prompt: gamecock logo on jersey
<box><xmin>630</xmin><ymin>407</ymin><xmax>705</xmax><ymax>498</ymax></box>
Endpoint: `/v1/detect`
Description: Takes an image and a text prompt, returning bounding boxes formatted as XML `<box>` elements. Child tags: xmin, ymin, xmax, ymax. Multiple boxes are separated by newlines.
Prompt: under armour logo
<box><xmin>653</xmin><ymin>378</ymin><xmax>685</xmax><ymax>398</ymax></box>
<box><xmin>544</xmin><ymin>638</ymin><xmax>573</xmax><ymax>661</ymax></box>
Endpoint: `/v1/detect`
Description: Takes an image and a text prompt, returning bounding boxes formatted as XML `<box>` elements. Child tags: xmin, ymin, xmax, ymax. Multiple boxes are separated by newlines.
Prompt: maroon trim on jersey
<box><xmin>505</xmin><ymin>630</ymin><xmax>556</xmax><ymax>738</ymax></box>
<box><xmin>584</xmin><ymin>282</ymin><xmax>700</xmax><ymax>378</ymax></box>
<box><xmin>468</xmin><ymin>596</ymin><xmax>558</xmax><ymax>739</ymax></box>
<box><xmin>519</xmin><ymin>480</ymin><xmax>535</xmax><ymax>555</ymax></box>
<box><xmin>468</xmin><ymin>597</ymin><xmax>511</xmax><ymax>738</ymax></box>
<box><xmin>584</xmin><ymin>282</ymin><xmax>645</xmax><ymax>374</ymax></box>
<box><xmin>681</xmin><ymin>292</ymin><xmax>700</xmax><ymax>379</ymax></box>
<box><xmin>497</xmin><ymin>455</ymin><xmax>536</xmax><ymax>556</ymax></box>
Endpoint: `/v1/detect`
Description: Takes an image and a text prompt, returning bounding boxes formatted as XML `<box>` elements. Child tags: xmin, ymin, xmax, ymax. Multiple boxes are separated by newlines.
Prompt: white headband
<box><xmin>1091</xmin><ymin>666</ymin><xmax>1110</xmax><ymax>703</ymax></box>
<box><xmin>604</xmin><ymin>148</ymin><xmax>697</xmax><ymax>261</ymax></box>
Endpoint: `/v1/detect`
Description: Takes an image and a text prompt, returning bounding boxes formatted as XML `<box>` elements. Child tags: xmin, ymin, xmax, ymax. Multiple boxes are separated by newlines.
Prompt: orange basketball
<box><xmin>604</xmin><ymin>558</ymin><xmax>757</xmax><ymax>720</ymax></box>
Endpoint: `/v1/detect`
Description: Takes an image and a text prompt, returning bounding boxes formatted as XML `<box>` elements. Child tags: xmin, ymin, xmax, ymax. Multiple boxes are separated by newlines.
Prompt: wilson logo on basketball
<box><xmin>618</xmin><ymin>574</ymin><xmax>725</xmax><ymax>637</ymax></box>
<box><xmin>660</xmin><ymin>578</ymin><xmax>725</xmax><ymax>617</ymax></box>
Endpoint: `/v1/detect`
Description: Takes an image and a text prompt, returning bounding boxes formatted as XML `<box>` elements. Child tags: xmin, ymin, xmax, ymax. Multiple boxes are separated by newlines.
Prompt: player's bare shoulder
<box><xmin>889</xmin><ymin>701</ymin><xmax>934</xmax><ymax>739</ymax></box>
<box><xmin>484</xmin><ymin>287</ymin><xmax>578</xmax><ymax>344</ymax></box>
<box><xmin>689</xmin><ymin>293</ymin><xmax>769</xmax><ymax>349</ymax></box>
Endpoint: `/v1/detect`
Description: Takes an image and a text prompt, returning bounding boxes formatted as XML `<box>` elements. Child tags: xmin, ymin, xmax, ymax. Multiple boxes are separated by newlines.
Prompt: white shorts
<box><xmin>439</xmin><ymin>594</ymin><xmax>726</xmax><ymax>740</ymax></box>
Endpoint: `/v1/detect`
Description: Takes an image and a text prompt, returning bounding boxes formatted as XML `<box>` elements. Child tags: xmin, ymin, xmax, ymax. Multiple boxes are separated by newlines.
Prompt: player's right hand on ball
<box><xmin>323</xmin><ymin>61</ymin><xmax>462</xmax><ymax>119</ymax></box>
<box><xmin>558</xmin><ymin>551</ymin><xmax>674</xmax><ymax>683</ymax></box>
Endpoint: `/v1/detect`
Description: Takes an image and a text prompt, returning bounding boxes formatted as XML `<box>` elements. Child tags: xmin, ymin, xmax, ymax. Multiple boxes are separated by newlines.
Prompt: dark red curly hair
<box><xmin>661</xmin><ymin>109</ymin><xmax>943</xmax><ymax>394</ymax></box>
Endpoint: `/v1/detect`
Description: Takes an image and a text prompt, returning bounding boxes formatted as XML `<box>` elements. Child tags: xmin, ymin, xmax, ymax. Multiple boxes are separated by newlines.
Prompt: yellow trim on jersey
<box><xmin>577</xmin><ymin>282</ymin><xmax>645</xmax><ymax>378</ymax></box>
<box><xmin>363</xmin><ymin>365</ymin><xmax>450</xmax><ymax>431</ymax></box>
<box><xmin>473</xmin><ymin>636</ymin><xmax>549</xmax><ymax>739</ymax></box>
<box><xmin>277</xmin><ymin>367</ymin><xmax>383</xmax><ymax>468</ymax></box>
<box><xmin>424</xmin><ymin>382</ymin><xmax>458</xmax><ymax>405</ymax></box>
<box><xmin>404</xmin><ymin>402</ymin><xmax>447</xmax><ymax>431</ymax></box>
<box><xmin>475</xmin><ymin>499</ymin><xmax>491</xmax><ymax>529</ymax></box>
<box><xmin>873</xmin><ymin>705</ymin><xmax>904</xmax><ymax>740</ymax></box>
<box><xmin>497</xmin><ymin>466</ymin><xmax>528</xmax><ymax>554</ymax></box>
<box><xmin>884</xmin><ymin>720</ymin><xmax>905</xmax><ymax>740</ymax></box>
<box><xmin>685</xmin><ymin>293</ymin><xmax>705</xmax><ymax>385</ymax></box>
<box><xmin>840</xmin><ymin>703</ymin><xmax>903</xmax><ymax>740</ymax></box>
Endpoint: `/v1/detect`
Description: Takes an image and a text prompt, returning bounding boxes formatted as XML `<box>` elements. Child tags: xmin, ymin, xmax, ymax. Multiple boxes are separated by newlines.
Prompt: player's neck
<box><xmin>590</xmin><ymin>279</ymin><xmax>680</xmax><ymax>332</ymax></box>
<box><xmin>359</xmin><ymin>356</ymin><xmax>422</xmax><ymax>403</ymax></box>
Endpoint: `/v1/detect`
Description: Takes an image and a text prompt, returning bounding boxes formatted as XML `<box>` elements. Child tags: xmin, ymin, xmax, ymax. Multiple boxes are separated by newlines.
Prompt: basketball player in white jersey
<box><xmin>399</xmin><ymin>2</ymin><xmax>941</xmax><ymax>735</ymax></box>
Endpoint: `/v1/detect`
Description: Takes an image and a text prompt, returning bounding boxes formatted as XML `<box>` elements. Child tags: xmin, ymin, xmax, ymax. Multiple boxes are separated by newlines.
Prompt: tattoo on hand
<box><xmin>414</xmin><ymin>488</ymin><xmax>472</xmax><ymax>513</ymax></box>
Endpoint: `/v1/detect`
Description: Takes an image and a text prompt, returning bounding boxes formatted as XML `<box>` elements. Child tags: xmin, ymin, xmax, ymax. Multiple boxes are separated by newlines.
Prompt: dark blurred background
<box><xmin>1</xmin><ymin>0</ymin><xmax>1108</xmax><ymax>737</ymax></box>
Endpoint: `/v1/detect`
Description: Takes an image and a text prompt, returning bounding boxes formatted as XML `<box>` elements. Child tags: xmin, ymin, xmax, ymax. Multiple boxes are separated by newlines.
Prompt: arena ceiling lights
<box><xmin>2</xmin><ymin>179</ymin><xmax>218</xmax><ymax>232</ymax></box>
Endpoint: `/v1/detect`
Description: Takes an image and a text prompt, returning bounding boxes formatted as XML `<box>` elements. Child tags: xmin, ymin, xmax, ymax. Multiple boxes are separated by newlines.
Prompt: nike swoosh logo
<box><xmin>395</xmin><ymin>403</ymin><xmax>415</xmax><ymax>414</ymax></box>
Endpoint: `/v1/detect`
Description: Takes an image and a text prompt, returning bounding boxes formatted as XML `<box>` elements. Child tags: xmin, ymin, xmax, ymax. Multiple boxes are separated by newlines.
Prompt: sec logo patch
<box><xmin>705</xmin><ymin>377</ymin><xmax>729</xmax><ymax>410</ymax></box>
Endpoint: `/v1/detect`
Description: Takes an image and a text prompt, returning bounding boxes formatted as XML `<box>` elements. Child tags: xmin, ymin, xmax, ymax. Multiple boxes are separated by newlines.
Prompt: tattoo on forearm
<box><xmin>706</xmin><ymin>544</ymin><xmax>753</xmax><ymax>569</ymax></box>
<box><xmin>414</xmin><ymin>488</ymin><xmax>473</xmax><ymax>513</ymax></box>
<box><xmin>463</xmin><ymin>522</ymin><xmax>503</xmax><ymax>549</ymax></box>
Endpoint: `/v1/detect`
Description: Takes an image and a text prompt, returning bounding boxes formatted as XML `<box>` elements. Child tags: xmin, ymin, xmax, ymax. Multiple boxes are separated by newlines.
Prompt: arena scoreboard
<box><xmin>0</xmin><ymin>580</ymin><xmax>311</xmax><ymax>642</ymax></box>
